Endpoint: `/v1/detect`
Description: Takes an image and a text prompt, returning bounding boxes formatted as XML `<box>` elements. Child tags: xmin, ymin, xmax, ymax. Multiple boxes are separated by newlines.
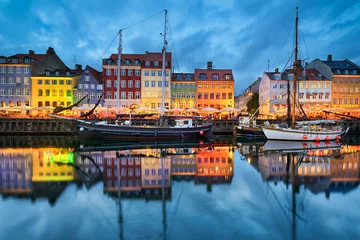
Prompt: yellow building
<box><xmin>141</xmin><ymin>52</ymin><xmax>172</xmax><ymax>109</ymax></box>
<box><xmin>31</xmin><ymin>68</ymin><xmax>81</xmax><ymax>115</ymax></box>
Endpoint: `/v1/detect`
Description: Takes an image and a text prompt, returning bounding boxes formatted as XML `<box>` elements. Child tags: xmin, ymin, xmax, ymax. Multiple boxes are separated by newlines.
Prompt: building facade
<box><xmin>0</xmin><ymin>48</ymin><xmax>57</xmax><ymax>111</ymax></box>
<box><xmin>103</xmin><ymin>54</ymin><xmax>144</xmax><ymax>109</ymax></box>
<box><xmin>141</xmin><ymin>52</ymin><xmax>172</xmax><ymax>109</ymax></box>
<box><xmin>195</xmin><ymin>62</ymin><xmax>234</xmax><ymax>110</ymax></box>
<box><xmin>74</xmin><ymin>65</ymin><xmax>103</xmax><ymax>107</ymax></box>
<box><xmin>236</xmin><ymin>77</ymin><xmax>260</xmax><ymax>112</ymax></box>
<box><xmin>171</xmin><ymin>73</ymin><xmax>196</xmax><ymax>109</ymax></box>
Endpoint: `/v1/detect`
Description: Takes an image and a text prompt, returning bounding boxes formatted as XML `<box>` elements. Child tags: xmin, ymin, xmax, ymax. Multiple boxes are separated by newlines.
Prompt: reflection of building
<box><xmin>171</xmin><ymin>148</ymin><xmax>197</xmax><ymax>181</ymax></box>
<box><xmin>0</xmin><ymin>148</ymin><xmax>32</xmax><ymax>194</ymax></box>
<box><xmin>75</xmin><ymin>151</ymin><xmax>104</xmax><ymax>189</ymax></box>
<box><xmin>32</xmin><ymin>148</ymin><xmax>75</xmax><ymax>182</ymax></box>
<box><xmin>195</xmin><ymin>146</ymin><xmax>234</xmax><ymax>185</ymax></box>
<box><xmin>103</xmin><ymin>150</ymin><xmax>142</xmax><ymax>193</ymax></box>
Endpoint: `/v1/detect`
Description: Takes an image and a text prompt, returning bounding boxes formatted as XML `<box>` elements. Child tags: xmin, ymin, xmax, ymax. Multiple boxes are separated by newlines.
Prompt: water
<box><xmin>0</xmin><ymin>136</ymin><xmax>359</xmax><ymax>240</ymax></box>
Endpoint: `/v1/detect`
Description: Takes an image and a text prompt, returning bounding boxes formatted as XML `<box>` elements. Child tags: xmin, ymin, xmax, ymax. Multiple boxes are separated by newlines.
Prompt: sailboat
<box><xmin>262</xmin><ymin>7</ymin><xmax>348</xmax><ymax>141</ymax></box>
<box><xmin>54</xmin><ymin>10</ymin><xmax>212</xmax><ymax>140</ymax></box>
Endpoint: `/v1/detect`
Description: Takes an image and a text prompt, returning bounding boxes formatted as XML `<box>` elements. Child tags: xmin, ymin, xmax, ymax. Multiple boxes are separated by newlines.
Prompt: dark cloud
<box><xmin>0</xmin><ymin>0</ymin><xmax>359</xmax><ymax>94</ymax></box>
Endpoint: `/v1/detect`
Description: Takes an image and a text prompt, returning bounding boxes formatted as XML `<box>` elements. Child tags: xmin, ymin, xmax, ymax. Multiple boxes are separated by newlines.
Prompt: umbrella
<box><xmin>222</xmin><ymin>107</ymin><xmax>240</xmax><ymax>112</ymax></box>
<box><xmin>185</xmin><ymin>108</ymin><xmax>199</xmax><ymax>112</ymax></box>
<box><xmin>153</xmin><ymin>107</ymin><xmax>169</xmax><ymax>112</ymax></box>
<box><xmin>134</xmin><ymin>106</ymin><xmax>152</xmax><ymax>111</ymax></box>
<box><xmin>200</xmin><ymin>107</ymin><xmax>220</xmax><ymax>113</ymax></box>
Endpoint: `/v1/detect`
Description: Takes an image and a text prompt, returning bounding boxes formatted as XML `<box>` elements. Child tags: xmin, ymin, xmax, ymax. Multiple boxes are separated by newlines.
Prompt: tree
<box><xmin>246</xmin><ymin>93</ymin><xmax>259</xmax><ymax>115</ymax></box>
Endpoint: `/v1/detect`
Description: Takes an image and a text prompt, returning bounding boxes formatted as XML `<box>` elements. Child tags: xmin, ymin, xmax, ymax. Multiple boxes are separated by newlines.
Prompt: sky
<box><xmin>0</xmin><ymin>0</ymin><xmax>359</xmax><ymax>95</ymax></box>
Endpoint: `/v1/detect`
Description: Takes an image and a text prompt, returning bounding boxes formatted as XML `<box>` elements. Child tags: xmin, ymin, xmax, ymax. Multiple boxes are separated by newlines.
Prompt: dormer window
<box><xmin>107</xmin><ymin>59</ymin><xmax>112</xmax><ymax>65</ymax></box>
<box><xmin>125</xmin><ymin>59</ymin><xmax>131</xmax><ymax>65</ymax></box>
<box><xmin>212</xmin><ymin>74</ymin><xmax>219</xmax><ymax>80</ymax></box>
<box><xmin>318</xmin><ymin>74</ymin><xmax>322</xmax><ymax>79</ymax></box>
<box><xmin>352</xmin><ymin>70</ymin><xmax>358</xmax><ymax>74</ymax></box>
<box><xmin>66</xmin><ymin>71</ymin><xmax>70</xmax><ymax>76</ymax></box>
<box><xmin>24</xmin><ymin>58</ymin><xmax>30</xmax><ymax>64</ymax></box>
<box><xmin>154</xmin><ymin>61</ymin><xmax>159</xmax><ymax>67</ymax></box>
<box><xmin>336</xmin><ymin>69</ymin><xmax>341</xmax><ymax>74</ymax></box>
<box><xmin>145</xmin><ymin>61</ymin><xmax>150</xmax><ymax>66</ymax></box>
<box><xmin>12</xmin><ymin>58</ymin><xmax>18</xmax><ymax>63</ymax></box>
<box><xmin>224</xmin><ymin>74</ymin><xmax>232</xmax><ymax>80</ymax></box>
<box><xmin>175</xmin><ymin>74</ymin><xmax>182</xmax><ymax>80</ymax></box>
<box><xmin>55</xmin><ymin>71</ymin><xmax>59</xmax><ymax>76</ymax></box>
<box><xmin>134</xmin><ymin>59</ymin><xmax>140</xmax><ymax>65</ymax></box>
<box><xmin>185</xmin><ymin>74</ymin><xmax>192</xmax><ymax>80</ymax></box>
<box><xmin>199</xmin><ymin>73</ymin><xmax>207</xmax><ymax>80</ymax></box>
<box><xmin>45</xmin><ymin>70</ymin><xmax>50</xmax><ymax>76</ymax></box>
<box><xmin>344</xmin><ymin>70</ymin><xmax>349</xmax><ymax>74</ymax></box>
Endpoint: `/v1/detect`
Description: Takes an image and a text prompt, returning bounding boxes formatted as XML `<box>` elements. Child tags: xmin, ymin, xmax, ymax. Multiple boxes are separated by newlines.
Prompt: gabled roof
<box><xmin>265</xmin><ymin>68</ymin><xmax>330</xmax><ymax>81</ymax></box>
<box><xmin>86</xmin><ymin>65</ymin><xmax>103</xmax><ymax>84</ymax></box>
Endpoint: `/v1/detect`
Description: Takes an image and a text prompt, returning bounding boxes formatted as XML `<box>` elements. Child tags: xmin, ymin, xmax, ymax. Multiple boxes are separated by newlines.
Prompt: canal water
<box><xmin>0</xmin><ymin>136</ymin><xmax>359</xmax><ymax>240</ymax></box>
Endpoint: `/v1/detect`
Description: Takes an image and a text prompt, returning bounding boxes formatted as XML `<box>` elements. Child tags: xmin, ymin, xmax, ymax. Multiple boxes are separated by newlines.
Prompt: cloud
<box><xmin>76</xmin><ymin>39</ymin><xmax>88</xmax><ymax>48</ymax></box>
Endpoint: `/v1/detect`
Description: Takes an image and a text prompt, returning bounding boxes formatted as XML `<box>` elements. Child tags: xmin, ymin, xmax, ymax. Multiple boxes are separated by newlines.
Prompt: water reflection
<box><xmin>0</xmin><ymin>136</ymin><xmax>359</xmax><ymax>239</ymax></box>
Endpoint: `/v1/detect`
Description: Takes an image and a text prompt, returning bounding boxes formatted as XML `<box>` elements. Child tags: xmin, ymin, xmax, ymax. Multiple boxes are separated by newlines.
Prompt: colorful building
<box><xmin>141</xmin><ymin>52</ymin><xmax>172</xmax><ymax>109</ymax></box>
<box><xmin>195</xmin><ymin>62</ymin><xmax>234</xmax><ymax>110</ymax></box>
<box><xmin>307</xmin><ymin>55</ymin><xmax>360</xmax><ymax>115</ymax></box>
<box><xmin>74</xmin><ymin>65</ymin><xmax>103</xmax><ymax>107</ymax></box>
<box><xmin>235</xmin><ymin>77</ymin><xmax>260</xmax><ymax>113</ymax></box>
<box><xmin>103</xmin><ymin>54</ymin><xmax>145</xmax><ymax>109</ymax></box>
<box><xmin>171</xmin><ymin>73</ymin><xmax>196</xmax><ymax>109</ymax></box>
<box><xmin>30</xmin><ymin>66</ymin><xmax>82</xmax><ymax>116</ymax></box>
<box><xmin>0</xmin><ymin>48</ymin><xmax>58</xmax><ymax>112</ymax></box>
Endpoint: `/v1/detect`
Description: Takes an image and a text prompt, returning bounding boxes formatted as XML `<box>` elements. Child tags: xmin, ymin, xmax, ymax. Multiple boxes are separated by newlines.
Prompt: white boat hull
<box><xmin>263</xmin><ymin>127</ymin><xmax>344</xmax><ymax>141</ymax></box>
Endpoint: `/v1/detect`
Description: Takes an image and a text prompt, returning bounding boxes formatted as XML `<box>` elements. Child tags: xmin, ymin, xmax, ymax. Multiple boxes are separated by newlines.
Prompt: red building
<box><xmin>102</xmin><ymin>54</ymin><xmax>145</xmax><ymax>109</ymax></box>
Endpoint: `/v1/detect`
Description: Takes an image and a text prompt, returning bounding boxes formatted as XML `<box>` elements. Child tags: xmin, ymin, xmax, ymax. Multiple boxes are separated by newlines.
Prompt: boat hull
<box><xmin>77</xmin><ymin>121</ymin><xmax>212</xmax><ymax>140</ymax></box>
<box><xmin>263</xmin><ymin>127</ymin><xmax>343</xmax><ymax>141</ymax></box>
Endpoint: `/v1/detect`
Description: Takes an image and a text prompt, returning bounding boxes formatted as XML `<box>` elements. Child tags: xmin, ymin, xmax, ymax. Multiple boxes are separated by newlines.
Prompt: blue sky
<box><xmin>0</xmin><ymin>0</ymin><xmax>359</xmax><ymax>95</ymax></box>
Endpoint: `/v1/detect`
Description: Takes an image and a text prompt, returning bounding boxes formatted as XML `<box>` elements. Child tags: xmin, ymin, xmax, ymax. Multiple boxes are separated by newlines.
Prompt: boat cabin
<box><xmin>239</xmin><ymin>116</ymin><xmax>257</xmax><ymax>127</ymax></box>
<box><xmin>173</xmin><ymin>119</ymin><xmax>193</xmax><ymax>128</ymax></box>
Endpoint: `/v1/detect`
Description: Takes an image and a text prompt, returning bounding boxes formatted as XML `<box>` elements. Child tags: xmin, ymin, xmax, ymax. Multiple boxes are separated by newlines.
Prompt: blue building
<box><xmin>74</xmin><ymin>65</ymin><xmax>103</xmax><ymax>107</ymax></box>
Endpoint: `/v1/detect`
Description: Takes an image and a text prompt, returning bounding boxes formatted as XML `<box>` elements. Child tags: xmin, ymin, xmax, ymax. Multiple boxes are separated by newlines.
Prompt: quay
<box><xmin>0</xmin><ymin>118</ymin><xmax>238</xmax><ymax>136</ymax></box>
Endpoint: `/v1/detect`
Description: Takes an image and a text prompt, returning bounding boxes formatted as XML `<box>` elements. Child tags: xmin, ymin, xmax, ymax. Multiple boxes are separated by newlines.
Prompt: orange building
<box><xmin>195</xmin><ymin>62</ymin><xmax>234</xmax><ymax>110</ymax></box>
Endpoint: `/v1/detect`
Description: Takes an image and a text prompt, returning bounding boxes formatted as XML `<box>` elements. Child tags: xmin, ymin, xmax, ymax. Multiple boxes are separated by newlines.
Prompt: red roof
<box><xmin>87</xmin><ymin>65</ymin><xmax>103</xmax><ymax>84</ymax></box>
<box><xmin>194</xmin><ymin>69</ymin><xmax>233</xmax><ymax>80</ymax></box>
<box><xmin>104</xmin><ymin>52</ymin><xmax>172</xmax><ymax>69</ymax></box>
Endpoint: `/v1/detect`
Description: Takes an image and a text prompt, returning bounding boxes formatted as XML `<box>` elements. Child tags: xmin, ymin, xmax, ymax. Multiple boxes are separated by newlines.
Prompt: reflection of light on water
<box><xmin>247</xmin><ymin>158</ymin><xmax>251</xmax><ymax>164</ymax></box>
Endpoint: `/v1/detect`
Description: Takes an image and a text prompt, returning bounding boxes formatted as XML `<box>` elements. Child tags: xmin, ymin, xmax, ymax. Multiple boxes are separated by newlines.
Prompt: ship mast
<box><xmin>291</xmin><ymin>7</ymin><xmax>299</xmax><ymax>128</ymax></box>
<box><xmin>116</xmin><ymin>29</ymin><xmax>123</xmax><ymax>116</ymax></box>
<box><xmin>160</xmin><ymin>10</ymin><xmax>168</xmax><ymax>117</ymax></box>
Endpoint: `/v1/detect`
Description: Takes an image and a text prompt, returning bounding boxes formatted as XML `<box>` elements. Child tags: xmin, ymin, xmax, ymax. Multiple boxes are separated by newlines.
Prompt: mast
<box><xmin>117</xmin><ymin>29</ymin><xmax>123</xmax><ymax>116</ymax></box>
<box><xmin>160</xmin><ymin>10</ymin><xmax>168</xmax><ymax>117</ymax></box>
<box><xmin>291</xmin><ymin>7</ymin><xmax>299</xmax><ymax>128</ymax></box>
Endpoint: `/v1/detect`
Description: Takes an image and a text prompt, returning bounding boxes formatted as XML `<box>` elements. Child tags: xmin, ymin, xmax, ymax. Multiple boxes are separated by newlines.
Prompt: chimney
<box><xmin>75</xmin><ymin>64</ymin><xmax>82</xmax><ymax>70</ymax></box>
<box><xmin>207</xmin><ymin>61</ymin><xmax>213</xmax><ymax>70</ymax></box>
<box><xmin>29</xmin><ymin>50</ymin><xmax>34</xmax><ymax>55</ymax></box>
<box><xmin>327</xmin><ymin>54</ymin><xmax>332</xmax><ymax>61</ymax></box>
<box><xmin>46</xmin><ymin>47</ymin><xmax>55</xmax><ymax>55</ymax></box>
<box><xmin>275</xmin><ymin>68</ymin><xmax>279</xmax><ymax>73</ymax></box>
<box><xmin>145</xmin><ymin>51</ymin><xmax>149</xmax><ymax>55</ymax></box>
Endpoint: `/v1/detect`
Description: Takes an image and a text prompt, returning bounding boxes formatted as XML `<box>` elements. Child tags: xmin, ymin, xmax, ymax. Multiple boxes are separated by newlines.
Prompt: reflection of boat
<box><xmin>262</xmin><ymin>8</ymin><xmax>346</xmax><ymax>141</ymax></box>
<box><xmin>263</xmin><ymin>140</ymin><xmax>341</xmax><ymax>153</ymax></box>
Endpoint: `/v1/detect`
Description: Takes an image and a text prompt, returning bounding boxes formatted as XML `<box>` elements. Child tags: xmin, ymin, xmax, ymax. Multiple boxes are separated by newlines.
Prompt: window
<box><xmin>77</xmin><ymin>92</ymin><xmax>82</xmax><ymax>99</ymax></box>
<box><xmin>0</xmin><ymin>66</ymin><xmax>6</xmax><ymax>73</ymax></box>
<box><xmin>198</xmin><ymin>92</ymin><xmax>202</xmax><ymax>99</ymax></box>
<box><xmin>24</xmin><ymin>88</ymin><xmax>29</xmax><ymax>96</ymax></box>
<box><xmin>199</xmin><ymin>73</ymin><xmax>206</xmax><ymax>80</ymax></box>
<box><xmin>16</xmin><ymin>77</ymin><xmax>21</xmax><ymax>84</ymax></box>
<box><xmin>59</xmin><ymin>80</ymin><xmax>64</xmax><ymax>85</ymax></box>
<box><xmin>222</xmin><ymin>93</ymin><xmax>226</xmax><ymax>99</ymax></box>
<box><xmin>106</xmin><ymin>80</ymin><xmax>111</xmax><ymax>88</ymax></box>
<box><xmin>45</xmin><ymin>80</ymin><xmax>50</xmax><ymax>85</ymax></box>
<box><xmin>121</xmin><ymin>80</ymin><xmax>126</xmax><ymax>88</ymax></box>
<box><xmin>135</xmin><ymin>92</ymin><xmax>140</xmax><ymax>99</ymax></box>
<box><xmin>224</xmin><ymin>74</ymin><xmax>232</xmax><ymax>80</ymax></box>
<box><xmin>97</xmin><ymin>84</ymin><xmax>103</xmax><ymax>90</ymax></box>
<box><xmin>114</xmin><ymin>80</ymin><xmax>118</xmax><ymax>88</ymax></box>
<box><xmin>128</xmin><ymin>80</ymin><xmax>133</xmax><ymax>88</ymax></box>
<box><xmin>128</xmin><ymin>69</ymin><xmax>133</xmax><ymax>76</ymax></box>
<box><xmin>55</xmin><ymin>71</ymin><xmax>59</xmax><ymax>76</ymax></box>
<box><xmin>16</xmin><ymin>66</ymin><xmax>22</xmax><ymax>73</ymax></box>
<box><xmin>90</xmin><ymin>84</ymin><xmax>95</xmax><ymax>89</ymax></box>
<box><xmin>16</xmin><ymin>88</ymin><xmax>21</xmax><ymax>95</ymax></box>
<box><xmin>145</xmin><ymin>81</ymin><xmax>149</xmax><ymax>87</ymax></box>
<box><xmin>151</xmin><ymin>81</ymin><xmax>156</xmax><ymax>87</ymax></box>
<box><xmin>135</xmin><ymin>80</ymin><xmax>140</xmax><ymax>88</ymax></box>
<box><xmin>66</xmin><ymin>90</ymin><xmax>71</xmax><ymax>96</ymax></box>
<box><xmin>52</xmin><ymin>89</ymin><xmax>57</xmax><ymax>96</ymax></box>
<box><xmin>45</xmin><ymin>89</ymin><xmax>50</xmax><ymax>96</ymax></box>
<box><xmin>90</xmin><ymin>93</ymin><xmax>95</xmax><ymax>99</ymax></box>
<box><xmin>106</xmin><ymin>69</ymin><xmax>111</xmax><ymax>76</ymax></box>
<box><xmin>66</xmin><ymin>80</ymin><xmax>71</xmax><ymax>85</ymax></box>
<box><xmin>212</xmin><ymin>74</ymin><xmax>219</xmax><ymax>80</ymax></box>
<box><xmin>145</xmin><ymin>61</ymin><xmax>150</xmax><ymax>66</ymax></box>
<box><xmin>59</xmin><ymin>89</ymin><xmax>64</xmax><ymax>96</ymax></box>
<box><xmin>333</xmin><ymin>77</ymin><xmax>337</xmax><ymax>83</ymax></box>
<box><xmin>66</xmin><ymin>71</ymin><xmax>70</xmax><ymax>76</ymax></box>
<box><xmin>121</xmin><ymin>92</ymin><xmax>126</xmax><ymax>99</ymax></box>
<box><xmin>134</xmin><ymin>59</ymin><xmax>140</xmax><ymax>65</ymax></box>
<box><xmin>144</xmin><ymin>70</ymin><xmax>149</xmax><ymax>76</ymax></box>
<box><xmin>52</xmin><ymin>80</ymin><xmax>57</xmax><ymax>85</ymax></box>
<box><xmin>121</xmin><ymin>69</ymin><xmax>126</xmax><ymax>76</ymax></box>
<box><xmin>135</xmin><ymin>69</ymin><xmax>140</xmax><ymax>76</ymax></box>
<box><xmin>106</xmin><ymin>92</ymin><xmax>112</xmax><ymax>99</ymax></box>
<box><xmin>24</xmin><ymin>77</ymin><xmax>29</xmax><ymax>85</ymax></box>
<box><xmin>8</xmin><ymin>89</ymin><xmax>14</xmax><ymax>96</ymax></box>
<box><xmin>85</xmin><ymin>76</ymin><xmax>90</xmax><ymax>82</ymax></box>
<box><xmin>128</xmin><ymin>92</ymin><xmax>133</xmax><ymax>99</ymax></box>
<box><xmin>158</xmin><ymin>81</ymin><xmax>162</xmax><ymax>87</ymax></box>
<box><xmin>151</xmin><ymin>70</ymin><xmax>156</xmax><ymax>76</ymax></box>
